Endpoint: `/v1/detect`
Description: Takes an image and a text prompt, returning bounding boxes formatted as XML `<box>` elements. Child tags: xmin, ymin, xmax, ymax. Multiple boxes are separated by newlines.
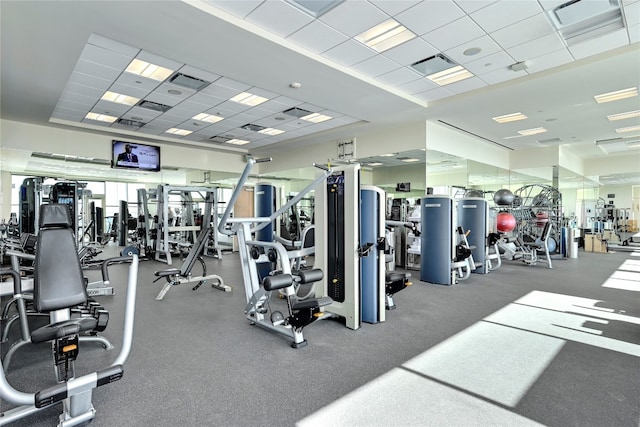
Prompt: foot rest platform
<box><xmin>35</xmin><ymin>365</ymin><xmax>124</xmax><ymax>408</ymax></box>
<box><xmin>292</xmin><ymin>296</ymin><xmax>332</xmax><ymax>311</ymax></box>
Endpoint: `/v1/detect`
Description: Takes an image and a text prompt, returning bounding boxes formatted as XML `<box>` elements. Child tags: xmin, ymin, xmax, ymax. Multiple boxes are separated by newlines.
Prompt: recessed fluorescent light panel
<box><xmin>85</xmin><ymin>112</ymin><xmax>118</xmax><ymax>123</ymax></box>
<box><xmin>607</xmin><ymin>110</ymin><xmax>640</xmax><ymax>121</ymax></box>
<box><xmin>230</xmin><ymin>92</ymin><xmax>268</xmax><ymax>106</ymax></box>
<box><xmin>594</xmin><ymin>87</ymin><xmax>638</xmax><ymax>103</ymax></box>
<box><xmin>401</xmin><ymin>158</ymin><xmax>420</xmax><ymax>163</ymax></box>
<box><xmin>380</xmin><ymin>153</ymin><xmax>395</xmax><ymax>157</ymax></box>
<box><xmin>492</xmin><ymin>112</ymin><xmax>528</xmax><ymax>123</ymax></box>
<box><xmin>125</xmin><ymin>59</ymin><xmax>174</xmax><ymax>81</ymax></box>
<box><xmin>226</xmin><ymin>138</ymin><xmax>250</xmax><ymax>145</ymax></box>
<box><xmin>615</xmin><ymin>125</ymin><xmax>640</xmax><ymax>133</ymax></box>
<box><xmin>166</xmin><ymin>128</ymin><xmax>193</xmax><ymax>136</ymax></box>
<box><xmin>193</xmin><ymin>113</ymin><xmax>224</xmax><ymax>123</ymax></box>
<box><xmin>301</xmin><ymin>112</ymin><xmax>332</xmax><ymax>123</ymax></box>
<box><xmin>101</xmin><ymin>91</ymin><xmax>140</xmax><ymax>106</ymax></box>
<box><xmin>518</xmin><ymin>127</ymin><xmax>547</xmax><ymax>136</ymax></box>
<box><xmin>355</xmin><ymin>19</ymin><xmax>416</xmax><ymax>52</ymax></box>
<box><xmin>259</xmin><ymin>128</ymin><xmax>285</xmax><ymax>136</ymax></box>
<box><xmin>286</xmin><ymin>0</ymin><xmax>344</xmax><ymax>18</ymax></box>
<box><xmin>411</xmin><ymin>54</ymin><xmax>473</xmax><ymax>86</ymax></box>
<box><xmin>368</xmin><ymin>162</ymin><xmax>383</xmax><ymax>166</ymax></box>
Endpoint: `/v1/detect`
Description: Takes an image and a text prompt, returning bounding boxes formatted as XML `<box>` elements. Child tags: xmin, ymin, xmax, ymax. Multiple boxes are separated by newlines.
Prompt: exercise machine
<box><xmin>154</xmin><ymin>225</ymin><xmax>230</xmax><ymax>300</ymax></box>
<box><xmin>0</xmin><ymin>204</ymin><xmax>140</xmax><ymax>426</ymax></box>
<box><xmin>420</xmin><ymin>196</ymin><xmax>474</xmax><ymax>285</ymax></box>
<box><xmin>218</xmin><ymin>158</ymin><xmax>333</xmax><ymax>348</ymax></box>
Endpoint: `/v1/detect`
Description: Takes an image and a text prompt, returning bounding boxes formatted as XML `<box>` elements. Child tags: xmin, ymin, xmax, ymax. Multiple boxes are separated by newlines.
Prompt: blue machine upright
<box><xmin>360</xmin><ymin>186</ymin><xmax>385</xmax><ymax>324</ymax></box>
<box><xmin>420</xmin><ymin>196</ymin><xmax>454</xmax><ymax>285</ymax></box>
<box><xmin>457</xmin><ymin>197</ymin><xmax>488</xmax><ymax>274</ymax></box>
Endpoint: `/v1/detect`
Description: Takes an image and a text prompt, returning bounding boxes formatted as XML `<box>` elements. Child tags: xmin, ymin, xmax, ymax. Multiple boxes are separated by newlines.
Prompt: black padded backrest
<box><xmin>540</xmin><ymin>220</ymin><xmax>552</xmax><ymax>241</ymax></box>
<box><xmin>34</xmin><ymin>204</ymin><xmax>87</xmax><ymax>312</ymax></box>
<box><xmin>302</xmin><ymin>226</ymin><xmax>315</xmax><ymax>249</ymax></box>
<box><xmin>180</xmin><ymin>227</ymin><xmax>210</xmax><ymax>276</ymax></box>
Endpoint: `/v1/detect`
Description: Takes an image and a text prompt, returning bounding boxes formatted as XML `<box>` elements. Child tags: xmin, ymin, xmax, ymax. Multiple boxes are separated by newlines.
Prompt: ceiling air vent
<box><xmin>169</xmin><ymin>73</ymin><xmax>209</xmax><ymax>91</ymax></box>
<box><xmin>537</xmin><ymin>137</ymin><xmax>563</xmax><ymax>145</ymax></box>
<box><xmin>209</xmin><ymin>135</ymin><xmax>232</xmax><ymax>144</ymax></box>
<box><xmin>282</xmin><ymin>107</ymin><xmax>313</xmax><ymax>118</ymax></box>
<box><xmin>137</xmin><ymin>100</ymin><xmax>172</xmax><ymax>113</ymax></box>
<box><xmin>116</xmin><ymin>118</ymin><xmax>146</xmax><ymax>128</ymax></box>
<box><xmin>548</xmin><ymin>0</ymin><xmax>624</xmax><ymax>46</ymax></box>
<box><xmin>241</xmin><ymin>123</ymin><xmax>267</xmax><ymax>132</ymax></box>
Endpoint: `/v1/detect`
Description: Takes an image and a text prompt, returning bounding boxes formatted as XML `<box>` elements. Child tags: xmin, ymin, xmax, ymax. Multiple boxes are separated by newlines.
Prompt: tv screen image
<box><xmin>112</xmin><ymin>140</ymin><xmax>161</xmax><ymax>172</ymax></box>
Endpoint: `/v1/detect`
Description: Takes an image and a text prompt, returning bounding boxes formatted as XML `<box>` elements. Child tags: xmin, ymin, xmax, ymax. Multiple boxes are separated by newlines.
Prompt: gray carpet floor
<box><xmin>1</xmin><ymin>245</ymin><xmax>639</xmax><ymax>426</ymax></box>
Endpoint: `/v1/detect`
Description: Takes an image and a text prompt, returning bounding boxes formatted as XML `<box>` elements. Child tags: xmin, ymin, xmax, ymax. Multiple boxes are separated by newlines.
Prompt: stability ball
<box><xmin>496</xmin><ymin>212</ymin><xmax>516</xmax><ymax>232</ymax></box>
<box><xmin>536</xmin><ymin>211</ymin><xmax>549</xmax><ymax>227</ymax></box>
<box><xmin>493</xmin><ymin>189</ymin><xmax>514</xmax><ymax>206</ymax></box>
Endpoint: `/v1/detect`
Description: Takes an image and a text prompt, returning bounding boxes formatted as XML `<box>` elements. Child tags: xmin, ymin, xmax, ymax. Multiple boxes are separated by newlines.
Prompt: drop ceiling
<box><xmin>1</xmin><ymin>0</ymin><xmax>639</xmax><ymax>182</ymax></box>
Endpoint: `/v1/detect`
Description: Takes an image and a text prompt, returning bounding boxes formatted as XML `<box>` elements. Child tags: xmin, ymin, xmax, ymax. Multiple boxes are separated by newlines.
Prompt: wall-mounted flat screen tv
<box><xmin>112</xmin><ymin>140</ymin><xmax>161</xmax><ymax>172</ymax></box>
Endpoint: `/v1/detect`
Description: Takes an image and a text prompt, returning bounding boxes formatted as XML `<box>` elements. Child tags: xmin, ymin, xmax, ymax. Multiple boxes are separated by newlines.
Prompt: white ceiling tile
<box><xmin>245</xmin><ymin>1</ymin><xmax>313</xmax><ymax>38</ymax></box>
<box><xmin>376</xmin><ymin>67</ymin><xmax>422</xmax><ymax>86</ymax></box>
<box><xmin>398</xmin><ymin>77</ymin><xmax>440</xmax><ymax>95</ymax></box>
<box><xmin>149</xmin><ymin>83</ymin><xmax>197</xmax><ymax>105</ymax></box>
<box><xmin>92</xmin><ymin>100</ymin><xmax>131</xmax><ymax>116</ymax></box>
<box><xmin>568</xmin><ymin>29</ymin><xmax>631</xmax><ymax>60</ymax></box>
<box><xmin>319</xmin><ymin>1</ymin><xmax>389</xmax><ymax>37</ymax></box>
<box><xmin>629</xmin><ymin>23</ymin><xmax>640</xmax><ymax>43</ymax></box>
<box><xmin>322</xmin><ymin>39</ymin><xmax>377</xmax><ymax>67</ymax></box>
<box><xmin>87</xmin><ymin>33</ymin><xmax>139</xmax><ymax>57</ymax></box>
<box><xmin>413</xmin><ymin>86</ymin><xmax>455</xmax><ymax>103</ymax></box>
<box><xmin>423</xmin><ymin>16</ymin><xmax>486</xmax><ymax>51</ymax></box>
<box><xmin>121</xmin><ymin>106</ymin><xmax>163</xmax><ymax>121</ymax></box>
<box><xmin>477</xmin><ymin>66</ymin><xmax>527</xmax><ymax>85</ymax></box>
<box><xmin>251</xmin><ymin>100</ymin><xmax>290</xmax><ymax>114</ymax></box>
<box><xmin>287</xmin><ymin>19</ymin><xmax>349</xmax><ymax>54</ymax></box>
<box><xmin>470</xmin><ymin>0</ymin><xmax>544</xmax><ymax>33</ymax></box>
<box><xmin>525</xmin><ymin>48</ymin><xmax>574</xmax><ymax>73</ymax></box>
<box><xmin>246</xmin><ymin>86</ymin><xmax>279</xmax><ymax>100</ymax></box>
<box><xmin>505</xmin><ymin>32</ymin><xmax>566</xmax><ymax>62</ymax></box>
<box><xmin>108</xmin><ymin>81</ymin><xmax>155</xmax><ymax>99</ymax></box>
<box><xmin>443</xmin><ymin>76</ymin><xmax>488</xmax><ymax>94</ymax></box>
<box><xmin>370</xmin><ymin>0</ymin><xmax>421</xmax><ymax>16</ymax></box>
<box><xmin>69</xmin><ymin>71</ymin><xmax>112</xmax><ymax>91</ymax></box>
<box><xmin>215</xmin><ymin>77</ymin><xmax>252</xmax><ymax>92</ymax></box>
<box><xmin>136</xmin><ymin>50</ymin><xmax>183</xmax><ymax>71</ymax></box>
<box><xmin>396</xmin><ymin>0</ymin><xmax>466</xmax><ymax>36</ymax></box>
<box><xmin>382</xmin><ymin>37</ymin><xmax>438</xmax><ymax>66</ymax></box>
<box><xmin>464</xmin><ymin>50</ymin><xmax>516</xmax><ymax>75</ymax></box>
<box><xmin>624</xmin><ymin>1</ymin><xmax>640</xmax><ymax>26</ymax></box>
<box><xmin>203</xmin><ymin>0</ymin><xmax>263</xmax><ymax>18</ymax></box>
<box><xmin>211</xmin><ymin>100</ymin><xmax>252</xmax><ymax>116</ymax></box>
<box><xmin>444</xmin><ymin>35</ymin><xmax>503</xmax><ymax>64</ymax></box>
<box><xmin>74</xmin><ymin>59</ymin><xmax>122</xmax><ymax>81</ymax></box>
<box><xmin>453</xmin><ymin>0</ymin><xmax>498</xmax><ymax>14</ymax></box>
<box><xmin>351</xmin><ymin>54</ymin><xmax>401</xmax><ymax>78</ymax></box>
<box><xmin>490</xmin><ymin>12</ymin><xmax>556</xmax><ymax>50</ymax></box>
<box><xmin>79</xmin><ymin>44</ymin><xmax>133</xmax><ymax>70</ymax></box>
<box><xmin>64</xmin><ymin>82</ymin><xmax>106</xmax><ymax>98</ymax></box>
<box><xmin>199</xmin><ymin>82</ymin><xmax>243</xmax><ymax>99</ymax></box>
<box><xmin>113</xmin><ymin>72</ymin><xmax>162</xmax><ymax>93</ymax></box>
<box><xmin>58</xmin><ymin>96</ymin><xmax>93</xmax><ymax>110</ymax></box>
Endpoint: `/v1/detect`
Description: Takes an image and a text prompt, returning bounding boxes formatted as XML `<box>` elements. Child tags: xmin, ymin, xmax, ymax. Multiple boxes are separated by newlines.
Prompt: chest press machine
<box><xmin>218</xmin><ymin>158</ymin><xmax>334</xmax><ymax>348</ymax></box>
<box><xmin>0</xmin><ymin>204</ymin><xmax>140</xmax><ymax>427</ymax></box>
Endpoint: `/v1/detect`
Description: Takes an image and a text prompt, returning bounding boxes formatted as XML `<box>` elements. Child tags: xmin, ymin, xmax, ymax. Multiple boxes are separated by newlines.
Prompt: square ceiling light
<box><xmin>101</xmin><ymin>91</ymin><xmax>140</xmax><ymax>106</ymax></box>
<box><xmin>607</xmin><ymin>110</ymin><xmax>640</xmax><ymax>121</ymax></box>
<box><xmin>518</xmin><ymin>127</ymin><xmax>547</xmax><ymax>136</ymax></box>
<box><xmin>230</xmin><ymin>92</ymin><xmax>268</xmax><ymax>106</ymax></box>
<box><xmin>411</xmin><ymin>54</ymin><xmax>473</xmax><ymax>86</ymax></box>
<box><xmin>355</xmin><ymin>19</ymin><xmax>416</xmax><ymax>53</ymax></box>
<box><xmin>125</xmin><ymin>59</ymin><xmax>174</xmax><ymax>81</ymax></box>
<box><xmin>492</xmin><ymin>112</ymin><xmax>528</xmax><ymax>123</ymax></box>
<box><xmin>286</xmin><ymin>0</ymin><xmax>344</xmax><ymax>18</ymax></box>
